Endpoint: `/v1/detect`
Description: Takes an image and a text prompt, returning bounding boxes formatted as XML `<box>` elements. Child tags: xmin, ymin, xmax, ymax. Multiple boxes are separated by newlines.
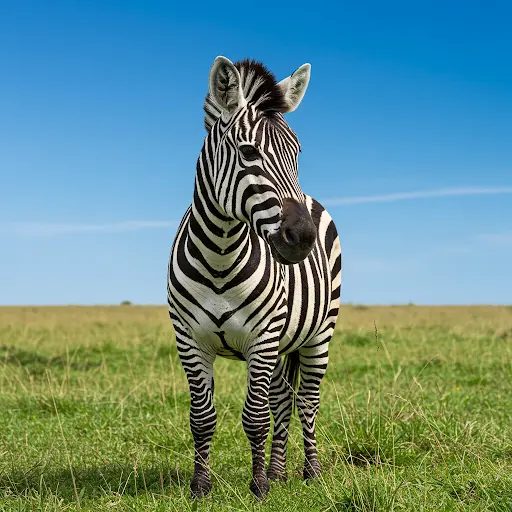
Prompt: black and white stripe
<box><xmin>167</xmin><ymin>56</ymin><xmax>341</xmax><ymax>499</ymax></box>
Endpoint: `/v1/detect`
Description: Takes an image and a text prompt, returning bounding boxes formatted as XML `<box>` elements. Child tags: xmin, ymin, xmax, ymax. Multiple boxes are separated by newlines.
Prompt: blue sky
<box><xmin>1</xmin><ymin>1</ymin><xmax>511</xmax><ymax>305</ymax></box>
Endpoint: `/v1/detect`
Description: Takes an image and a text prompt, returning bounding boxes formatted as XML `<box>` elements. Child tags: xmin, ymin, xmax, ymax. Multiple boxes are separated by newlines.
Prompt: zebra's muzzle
<box><xmin>268</xmin><ymin>198</ymin><xmax>317</xmax><ymax>264</ymax></box>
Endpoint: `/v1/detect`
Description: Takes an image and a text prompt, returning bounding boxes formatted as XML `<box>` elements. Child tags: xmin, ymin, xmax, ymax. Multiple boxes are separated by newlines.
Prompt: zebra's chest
<box><xmin>182</xmin><ymin>275</ymin><xmax>284</xmax><ymax>345</ymax></box>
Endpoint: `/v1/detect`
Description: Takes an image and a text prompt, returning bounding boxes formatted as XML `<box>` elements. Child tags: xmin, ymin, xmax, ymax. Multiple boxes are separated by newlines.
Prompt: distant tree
<box><xmin>120</xmin><ymin>300</ymin><xmax>132</xmax><ymax>306</ymax></box>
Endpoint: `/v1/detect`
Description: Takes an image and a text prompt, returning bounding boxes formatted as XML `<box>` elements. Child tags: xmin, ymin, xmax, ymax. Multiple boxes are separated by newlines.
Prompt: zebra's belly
<box><xmin>276</xmin><ymin>307</ymin><xmax>321</xmax><ymax>355</ymax></box>
<box><xmin>277</xmin><ymin>254</ymin><xmax>333</xmax><ymax>355</ymax></box>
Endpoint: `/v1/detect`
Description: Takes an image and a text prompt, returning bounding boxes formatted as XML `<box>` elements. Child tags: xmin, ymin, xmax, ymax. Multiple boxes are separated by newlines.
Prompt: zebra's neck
<box><xmin>188</xmin><ymin>178</ymin><xmax>252</xmax><ymax>275</ymax></box>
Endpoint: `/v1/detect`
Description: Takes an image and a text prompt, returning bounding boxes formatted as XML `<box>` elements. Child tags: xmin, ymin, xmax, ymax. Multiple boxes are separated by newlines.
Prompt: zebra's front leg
<box><xmin>177</xmin><ymin>337</ymin><xmax>217</xmax><ymax>498</ymax></box>
<box><xmin>243</xmin><ymin>349</ymin><xmax>278</xmax><ymax>499</ymax></box>
<box><xmin>267</xmin><ymin>356</ymin><xmax>293</xmax><ymax>481</ymax></box>
<box><xmin>296</xmin><ymin>342</ymin><xmax>329</xmax><ymax>480</ymax></box>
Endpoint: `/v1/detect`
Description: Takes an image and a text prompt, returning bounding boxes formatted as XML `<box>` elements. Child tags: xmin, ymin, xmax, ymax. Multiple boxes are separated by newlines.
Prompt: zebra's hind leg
<box><xmin>176</xmin><ymin>336</ymin><xmax>217</xmax><ymax>498</ymax></box>
<box><xmin>297</xmin><ymin>334</ymin><xmax>331</xmax><ymax>480</ymax></box>
<box><xmin>243</xmin><ymin>349</ymin><xmax>278</xmax><ymax>499</ymax></box>
<box><xmin>267</xmin><ymin>356</ymin><xmax>293</xmax><ymax>482</ymax></box>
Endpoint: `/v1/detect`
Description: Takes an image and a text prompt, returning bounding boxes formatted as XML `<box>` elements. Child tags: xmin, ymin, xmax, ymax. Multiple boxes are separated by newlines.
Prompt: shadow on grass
<box><xmin>0</xmin><ymin>462</ymin><xmax>192</xmax><ymax>502</ymax></box>
<box><xmin>343</xmin><ymin>450</ymin><xmax>381</xmax><ymax>467</ymax></box>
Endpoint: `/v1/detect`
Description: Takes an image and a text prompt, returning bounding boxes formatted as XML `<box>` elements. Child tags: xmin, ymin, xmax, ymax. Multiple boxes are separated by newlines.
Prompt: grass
<box><xmin>0</xmin><ymin>305</ymin><xmax>511</xmax><ymax>511</ymax></box>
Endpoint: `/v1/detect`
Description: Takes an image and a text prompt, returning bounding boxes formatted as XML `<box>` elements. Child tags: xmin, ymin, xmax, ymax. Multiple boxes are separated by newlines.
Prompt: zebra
<box><xmin>167</xmin><ymin>56</ymin><xmax>341</xmax><ymax>499</ymax></box>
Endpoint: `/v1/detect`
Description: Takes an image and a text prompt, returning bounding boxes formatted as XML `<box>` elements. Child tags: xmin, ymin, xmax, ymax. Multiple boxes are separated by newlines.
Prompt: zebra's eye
<box><xmin>239</xmin><ymin>144</ymin><xmax>260</xmax><ymax>162</ymax></box>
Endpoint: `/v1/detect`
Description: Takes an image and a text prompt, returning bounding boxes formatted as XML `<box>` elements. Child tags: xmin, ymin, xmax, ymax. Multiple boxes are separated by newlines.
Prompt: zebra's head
<box><xmin>203</xmin><ymin>56</ymin><xmax>317</xmax><ymax>265</ymax></box>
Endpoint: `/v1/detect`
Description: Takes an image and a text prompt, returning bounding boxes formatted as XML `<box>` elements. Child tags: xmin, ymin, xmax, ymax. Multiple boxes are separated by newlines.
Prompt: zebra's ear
<box><xmin>278</xmin><ymin>63</ymin><xmax>311</xmax><ymax>113</ymax></box>
<box><xmin>209</xmin><ymin>56</ymin><xmax>246</xmax><ymax>114</ymax></box>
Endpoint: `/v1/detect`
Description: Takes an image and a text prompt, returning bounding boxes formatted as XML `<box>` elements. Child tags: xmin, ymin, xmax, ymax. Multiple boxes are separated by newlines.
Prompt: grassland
<box><xmin>0</xmin><ymin>305</ymin><xmax>511</xmax><ymax>511</ymax></box>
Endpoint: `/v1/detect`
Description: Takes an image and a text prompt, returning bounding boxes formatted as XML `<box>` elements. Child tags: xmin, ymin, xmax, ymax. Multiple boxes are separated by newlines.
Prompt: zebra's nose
<box><xmin>269</xmin><ymin>198</ymin><xmax>317</xmax><ymax>264</ymax></box>
<box><xmin>282</xmin><ymin>226</ymin><xmax>299</xmax><ymax>247</ymax></box>
<box><xmin>281</xmin><ymin>212</ymin><xmax>316</xmax><ymax>251</ymax></box>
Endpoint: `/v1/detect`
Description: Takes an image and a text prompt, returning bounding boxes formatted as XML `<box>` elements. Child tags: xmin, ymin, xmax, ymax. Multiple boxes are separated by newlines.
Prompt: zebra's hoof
<box><xmin>190</xmin><ymin>476</ymin><xmax>212</xmax><ymax>498</ymax></box>
<box><xmin>303</xmin><ymin>461</ymin><xmax>321</xmax><ymax>480</ymax></box>
<box><xmin>250</xmin><ymin>477</ymin><xmax>270</xmax><ymax>499</ymax></box>
<box><xmin>267</xmin><ymin>468</ymin><xmax>287</xmax><ymax>482</ymax></box>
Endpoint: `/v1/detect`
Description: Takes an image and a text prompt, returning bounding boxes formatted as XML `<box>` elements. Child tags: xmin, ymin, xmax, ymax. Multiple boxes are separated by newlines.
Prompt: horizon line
<box><xmin>0</xmin><ymin>303</ymin><xmax>509</xmax><ymax>307</ymax></box>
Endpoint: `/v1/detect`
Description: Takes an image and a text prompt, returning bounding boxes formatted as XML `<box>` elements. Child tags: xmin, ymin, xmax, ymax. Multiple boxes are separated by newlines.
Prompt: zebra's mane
<box><xmin>204</xmin><ymin>59</ymin><xmax>287</xmax><ymax>132</ymax></box>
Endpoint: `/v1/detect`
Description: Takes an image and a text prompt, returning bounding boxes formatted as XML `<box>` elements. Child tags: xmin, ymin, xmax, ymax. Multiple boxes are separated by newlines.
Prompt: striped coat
<box><xmin>168</xmin><ymin>56</ymin><xmax>341</xmax><ymax>499</ymax></box>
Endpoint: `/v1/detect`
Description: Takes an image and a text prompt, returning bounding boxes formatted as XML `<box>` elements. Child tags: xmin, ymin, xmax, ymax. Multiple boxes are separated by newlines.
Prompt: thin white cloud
<box><xmin>0</xmin><ymin>220</ymin><xmax>177</xmax><ymax>236</ymax></box>
<box><xmin>3</xmin><ymin>186</ymin><xmax>511</xmax><ymax>237</ymax></box>
<box><xmin>321</xmin><ymin>186</ymin><xmax>512</xmax><ymax>206</ymax></box>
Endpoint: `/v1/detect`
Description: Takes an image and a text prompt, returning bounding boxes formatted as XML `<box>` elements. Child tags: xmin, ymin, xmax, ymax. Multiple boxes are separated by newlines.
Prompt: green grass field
<box><xmin>0</xmin><ymin>305</ymin><xmax>511</xmax><ymax>511</ymax></box>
